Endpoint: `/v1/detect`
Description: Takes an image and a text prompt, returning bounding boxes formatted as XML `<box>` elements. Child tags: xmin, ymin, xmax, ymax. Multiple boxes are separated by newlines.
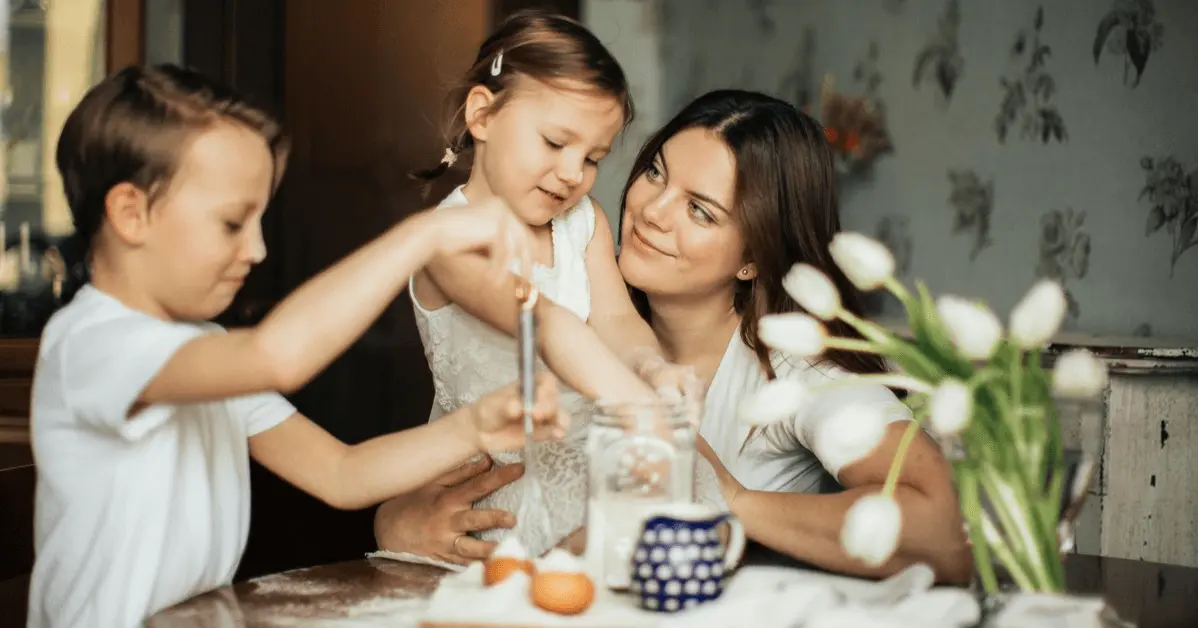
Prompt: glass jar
<box><xmin>583</xmin><ymin>399</ymin><xmax>696</xmax><ymax>590</ymax></box>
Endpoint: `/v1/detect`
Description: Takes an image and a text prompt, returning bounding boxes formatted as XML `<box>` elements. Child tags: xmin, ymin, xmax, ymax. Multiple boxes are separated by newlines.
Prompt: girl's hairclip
<box><xmin>441</xmin><ymin>148</ymin><xmax>458</xmax><ymax>167</ymax></box>
<box><xmin>491</xmin><ymin>51</ymin><xmax>504</xmax><ymax>77</ymax></box>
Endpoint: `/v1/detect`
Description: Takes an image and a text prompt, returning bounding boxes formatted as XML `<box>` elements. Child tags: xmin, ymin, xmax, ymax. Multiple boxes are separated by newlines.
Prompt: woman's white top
<box><xmin>411</xmin><ymin>186</ymin><xmax>597</xmax><ymax>557</ymax></box>
<box><xmin>700</xmin><ymin>329</ymin><xmax>912</xmax><ymax>494</ymax></box>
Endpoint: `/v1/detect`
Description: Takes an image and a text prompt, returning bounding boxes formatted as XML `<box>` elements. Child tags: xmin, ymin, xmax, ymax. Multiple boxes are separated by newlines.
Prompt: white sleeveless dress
<box><xmin>411</xmin><ymin>186</ymin><xmax>597</xmax><ymax>557</ymax></box>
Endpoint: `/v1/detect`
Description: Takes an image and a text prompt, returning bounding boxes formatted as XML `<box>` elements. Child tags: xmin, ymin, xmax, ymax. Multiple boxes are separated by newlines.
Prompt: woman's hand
<box><xmin>373</xmin><ymin>456</ymin><xmax>523</xmax><ymax>565</ymax></box>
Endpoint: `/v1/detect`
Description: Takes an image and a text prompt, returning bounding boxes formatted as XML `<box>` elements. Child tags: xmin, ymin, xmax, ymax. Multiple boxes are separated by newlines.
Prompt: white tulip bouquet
<box><xmin>742</xmin><ymin>232</ymin><xmax>1107</xmax><ymax>594</ymax></box>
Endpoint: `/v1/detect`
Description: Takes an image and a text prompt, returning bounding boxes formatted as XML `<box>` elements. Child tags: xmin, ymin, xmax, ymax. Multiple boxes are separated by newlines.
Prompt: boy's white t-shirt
<box><xmin>27</xmin><ymin>285</ymin><xmax>295</xmax><ymax>628</ymax></box>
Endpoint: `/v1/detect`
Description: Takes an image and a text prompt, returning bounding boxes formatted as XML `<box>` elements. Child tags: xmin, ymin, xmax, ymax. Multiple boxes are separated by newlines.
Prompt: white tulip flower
<box><xmin>1009</xmin><ymin>280</ymin><xmax>1067</xmax><ymax>348</ymax></box>
<box><xmin>812</xmin><ymin>402</ymin><xmax>890</xmax><ymax>475</ymax></box>
<box><xmin>829</xmin><ymin>232</ymin><xmax>896</xmax><ymax>291</ymax></box>
<box><xmin>936</xmin><ymin>296</ymin><xmax>1003</xmax><ymax>361</ymax></box>
<box><xmin>841</xmin><ymin>493</ymin><xmax>902</xmax><ymax>567</ymax></box>
<box><xmin>784</xmin><ymin>263</ymin><xmax>842</xmax><ymax>320</ymax></box>
<box><xmin>929</xmin><ymin>379</ymin><xmax>972</xmax><ymax>435</ymax></box>
<box><xmin>759</xmin><ymin>313</ymin><xmax>828</xmax><ymax>358</ymax></box>
<box><xmin>1052</xmin><ymin>349</ymin><xmax>1108</xmax><ymax>398</ymax></box>
<box><xmin>739</xmin><ymin>378</ymin><xmax>808</xmax><ymax>425</ymax></box>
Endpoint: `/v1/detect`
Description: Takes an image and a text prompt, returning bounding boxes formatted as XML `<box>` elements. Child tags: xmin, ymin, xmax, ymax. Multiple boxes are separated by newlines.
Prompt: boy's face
<box><xmin>145</xmin><ymin>123</ymin><xmax>275</xmax><ymax>321</ymax></box>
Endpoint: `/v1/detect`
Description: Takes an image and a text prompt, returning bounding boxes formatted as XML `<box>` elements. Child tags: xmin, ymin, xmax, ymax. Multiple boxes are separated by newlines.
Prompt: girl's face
<box><xmin>618</xmin><ymin>127</ymin><xmax>751</xmax><ymax>301</ymax></box>
<box><xmin>466</xmin><ymin>77</ymin><xmax>625</xmax><ymax>226</ymax></box>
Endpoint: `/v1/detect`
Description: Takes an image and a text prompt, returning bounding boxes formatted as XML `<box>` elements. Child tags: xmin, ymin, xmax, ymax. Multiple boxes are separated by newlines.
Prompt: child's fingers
<box><xmin>530</xmin><ymin>414</ymin><xmax>568</xmax><ymax>442</ymax></box>
<box><xmin>532</xmin><ymin>374</ymin><xmax>561</xmax><ymax>422</ymax></box>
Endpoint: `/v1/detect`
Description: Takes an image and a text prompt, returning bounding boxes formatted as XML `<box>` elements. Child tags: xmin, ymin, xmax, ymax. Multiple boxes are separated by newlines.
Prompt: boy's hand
<box><xmin>468</xmin><ymin>373</ymin><xmax>569</xmax><ymax>453</ymax></box>
<box><xmin>434</xmin><ymin>197</ymin><xmax>535</xmax><ymax>285</ymax></box>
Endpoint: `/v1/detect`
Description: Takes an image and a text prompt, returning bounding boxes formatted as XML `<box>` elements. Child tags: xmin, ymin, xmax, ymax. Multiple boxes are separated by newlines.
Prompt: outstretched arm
<box><xmin>136</xmin><ymin>199</ymin><xmax>531</xmax><ymax>410</ymax></box>
<box><xmin>582</xmin><ymin>201</ymin><xmax>686</xmax><ymax>390</ymax></box>
<box><xmin>251</xmin><ymin>375</ymin><xmax>565</xmax><ymax>511</ymax></box>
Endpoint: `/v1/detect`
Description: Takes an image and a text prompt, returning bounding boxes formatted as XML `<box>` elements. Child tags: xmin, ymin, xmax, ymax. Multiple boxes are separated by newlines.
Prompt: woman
<box><xmin>376</xmin><ymin>90</ymin><xmax>971</xmax><ymax>582</ymax></box>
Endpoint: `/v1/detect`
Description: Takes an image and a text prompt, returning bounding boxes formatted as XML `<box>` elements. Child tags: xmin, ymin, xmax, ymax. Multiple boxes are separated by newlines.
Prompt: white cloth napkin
<box><xmin>654</xmin><ymin>564</ymin><xmax>1118</xmax><ymax>628</ymax></box>
<box><xmin>367</xmin><ymin>549</ymin><xmax>466</xmax><ymax>572</ymax></box>
<box><xmin>655</xmin><ymin>564</ymin><xmax>980</xmax><ymax>628</ymax></box>
<box><xmin>989</xmin><ymin>593</ymin><xmax>1124</xmax><ymax>628</ymax></box>
<box><xmin>377</xmin><ymin>553</ymin><xmax>1118</xmax><ymax>628</ymax></box>
<box><xmin>421</xmin><ymin>561</ymin><xmax>658</xmax><ymax>627</ymax></box>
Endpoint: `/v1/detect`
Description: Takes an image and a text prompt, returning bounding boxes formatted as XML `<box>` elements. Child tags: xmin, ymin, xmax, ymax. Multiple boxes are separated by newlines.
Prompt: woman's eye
<box><xmin>543</xmin><ymin>137</ymin><xmax>563</xmax><ymax>150</ymax></box>
<box><xmin>224</xmin><ymin>221</ymin><xmax>244</xmax><ymax>233</ymax></box>
<box><xmin>646</xmin><ymin>163</ymin><xmax>662</xmax><ymax>180</ymax></box>
<box><xmin>688</xmin><ymin>203</ymin><xmax>714</xmax><ymax>224</ymax></box>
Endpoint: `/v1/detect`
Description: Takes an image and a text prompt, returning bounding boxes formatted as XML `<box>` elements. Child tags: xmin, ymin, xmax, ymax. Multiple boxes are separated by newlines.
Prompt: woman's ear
<box><xmin>103</xmin><ymin>182</ymin><xmax>151</xmax><ymax>246</ymax></box>
<box><xmin>464</xmin><ymin>85</ymin><xmax>497</xmax><ymax>144</ymax></box>
<box><xmin>737</xmin><ymin>263</ymin><xmax>758</xmax><ymax>281</ymax></box>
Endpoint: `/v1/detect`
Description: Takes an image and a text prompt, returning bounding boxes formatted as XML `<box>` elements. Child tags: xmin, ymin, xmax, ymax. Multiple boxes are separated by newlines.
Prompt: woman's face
<box><xmin>618</xmin><ymin>127</ymin><xmax>749</xmax><ymax>300</ymax></box>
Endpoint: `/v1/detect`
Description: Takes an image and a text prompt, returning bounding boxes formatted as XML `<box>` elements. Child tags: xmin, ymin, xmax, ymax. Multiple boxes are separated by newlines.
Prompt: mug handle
<box><xmin>716</xmin><ymin>514</ymin><xmax>746</xmax><ymax>571</ymax></box>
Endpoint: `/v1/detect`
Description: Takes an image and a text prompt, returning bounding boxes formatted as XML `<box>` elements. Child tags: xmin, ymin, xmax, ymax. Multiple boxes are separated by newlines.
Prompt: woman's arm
<box><xmin>251</xmin><ymin>375</ymin><xmax>563</xmax><ymax>511</ymax></box>
<box><xmin>708</xmin><ymin>423</ymin><xmax>973</xmax><ymax>583</ymax></box>
<box><xmin>139</xmin><ymin>200</ymin><xmax>529</xmax><ymax>407</ymax></box>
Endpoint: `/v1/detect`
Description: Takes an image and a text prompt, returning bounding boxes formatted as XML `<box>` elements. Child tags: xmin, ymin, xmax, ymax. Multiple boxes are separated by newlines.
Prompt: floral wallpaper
<box><xmin>588</xmin><ymin>0</ymin><xmax>1198</xmax><ymax>343</ymax></box>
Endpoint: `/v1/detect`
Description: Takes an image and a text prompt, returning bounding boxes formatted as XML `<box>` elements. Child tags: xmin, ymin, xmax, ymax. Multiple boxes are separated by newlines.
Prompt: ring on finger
<box><xmin>452</xmin><ymin>534</ymin><xmax>466</xmax><ymax>555</ymax></box>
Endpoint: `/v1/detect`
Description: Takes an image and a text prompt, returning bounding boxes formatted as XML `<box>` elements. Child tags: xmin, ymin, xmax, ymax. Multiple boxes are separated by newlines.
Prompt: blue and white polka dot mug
<box><xmin>628</xmin><ymin>503</ymin><xmax>746</xmax><ymax>613</ymax></box>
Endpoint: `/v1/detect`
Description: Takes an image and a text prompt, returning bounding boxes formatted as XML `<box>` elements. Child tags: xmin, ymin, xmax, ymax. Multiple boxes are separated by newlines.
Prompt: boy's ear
<box><xmin>464</xmin><ymin>85</ymin><xmax>497</xmax><ymax>144</ymax></box>
<box><xmin>104</xmin><ymin>182</ymin><xmax>152</xmax><ymax>246</ymax></box>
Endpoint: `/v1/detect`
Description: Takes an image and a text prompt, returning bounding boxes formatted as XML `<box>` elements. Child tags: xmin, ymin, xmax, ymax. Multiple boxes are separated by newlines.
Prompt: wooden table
<box><xmin>145</xmin><ymin>547</ymin><xmax>1198</xmax><ymax>628</ymax></box>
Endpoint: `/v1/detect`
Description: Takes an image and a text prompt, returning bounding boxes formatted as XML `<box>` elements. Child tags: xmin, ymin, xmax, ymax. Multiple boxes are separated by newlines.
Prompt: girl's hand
<box><xmin>630</xmin><ymin>349</ymin><xmax>707</xmax><ymax>418</ymax></box>
<box><xmin>468</xmin><ymin>373</ymin><xmax>569</xmax><ymax>453</ymax></box>
<box><xmin>433</xmin><ymin>197</ymin><xmax>535</xmax><ymax>285</ymax></box>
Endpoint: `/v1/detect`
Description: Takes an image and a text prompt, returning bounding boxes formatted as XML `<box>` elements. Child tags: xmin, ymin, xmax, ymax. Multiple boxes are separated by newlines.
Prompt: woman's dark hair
<box><xmin>55</xmin><ymin>63</ymin><xmax>289</xmax><ymax>291</ymax></box>
<box><xmin>621</xmin><ymin>89</ymin><xmax>888</xmax><ymax>378</ymax></box>
<box><xmin>411</xmin><ymin>9</ymin><xmax>634</xmax><ymax>189</ymax></box>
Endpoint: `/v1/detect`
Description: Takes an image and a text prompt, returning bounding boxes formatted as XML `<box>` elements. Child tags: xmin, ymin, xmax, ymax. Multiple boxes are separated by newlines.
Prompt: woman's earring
<box><xmin>738</xmin><ymin>268</ymin><xmax>751</xmax><ymax>278</ymax></box>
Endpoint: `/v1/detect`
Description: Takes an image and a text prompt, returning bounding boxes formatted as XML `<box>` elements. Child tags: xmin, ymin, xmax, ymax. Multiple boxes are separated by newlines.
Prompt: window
<box><xmin>1</xmin><ymin>0</ymin><xmax>106</xmax><ymax>333</ymax></box>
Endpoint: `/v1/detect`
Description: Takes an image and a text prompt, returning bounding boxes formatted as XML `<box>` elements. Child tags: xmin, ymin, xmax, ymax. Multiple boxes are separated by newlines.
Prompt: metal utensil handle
<box><xmin>517</xmin><ymin>283</ymin><xmax>540</xmax><ymax>474</ymax></box>
<box><xmin>518</xmin><ymin>285</ymin><xmax>538</xmax><ymax>426</ymax></box>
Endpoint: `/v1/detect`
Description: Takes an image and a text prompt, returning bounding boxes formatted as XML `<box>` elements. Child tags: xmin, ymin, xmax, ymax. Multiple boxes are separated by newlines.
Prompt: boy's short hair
<box><xmin>55</xmin><ymin>64</ymin><xmax>290</xmax><ymax>251</ymax></box>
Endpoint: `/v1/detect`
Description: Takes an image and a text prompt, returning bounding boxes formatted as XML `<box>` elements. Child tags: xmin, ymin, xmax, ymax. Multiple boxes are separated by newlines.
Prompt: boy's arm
<box><xmin>249</xmin><ymin>411</ymin><xmax>479</xmax><ymax>510</ymax></box>
<box><xmin>250</xmin><ymin>376</ymin><xmax>564</xmax><ymax>511</ymax></box>
<box><xmin>137</xmin><ymin>201</ymin><xmax>529</xmax><ymax>408</ymax></box>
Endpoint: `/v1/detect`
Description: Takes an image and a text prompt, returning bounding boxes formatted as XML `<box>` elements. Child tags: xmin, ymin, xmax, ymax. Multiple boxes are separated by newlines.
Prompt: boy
<box><xmin>28</xmin><ymin>64</ymin><xmax>564</xmax><ymax>627</ymax></box>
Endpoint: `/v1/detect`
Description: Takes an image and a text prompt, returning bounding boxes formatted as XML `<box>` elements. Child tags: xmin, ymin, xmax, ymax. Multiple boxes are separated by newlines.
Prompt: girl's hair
<box><xmin>54</xmin><ymin>63</ymin><xmax>289</xmax><ymax>298</ymax></box>
<box><xmin>411</xmin><ymin>10</ymin><xmax>634</xmax><ymax>189</ymax></box>
<box><xmin>621</xmin><ymin>89</ymin><xmax>888</xmax><ymax>379</ymax></box>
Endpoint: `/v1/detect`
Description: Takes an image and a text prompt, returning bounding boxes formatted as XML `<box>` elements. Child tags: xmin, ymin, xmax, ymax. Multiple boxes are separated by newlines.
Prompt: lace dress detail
<box><xmin>411</xmin><ymin>186</ymin><xmax>596</xmax><ymax>557</ymax></box>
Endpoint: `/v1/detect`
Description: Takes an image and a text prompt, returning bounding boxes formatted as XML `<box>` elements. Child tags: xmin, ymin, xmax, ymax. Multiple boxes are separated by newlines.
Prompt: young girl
<box><xmin>407</xmin><ymin>11</ymin><xmax>700</xmax><ymax>560</ymax></box>
<box><xmin>28</xmin><ymin>64</ymin><xmax>565</xmax><ymax>628</ymax></box>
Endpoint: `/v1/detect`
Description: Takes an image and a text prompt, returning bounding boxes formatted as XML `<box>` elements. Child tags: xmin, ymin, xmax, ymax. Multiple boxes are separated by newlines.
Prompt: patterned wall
<box><xmin>586</xmin><ymin>0</ymin><xmax>1198</xmax><ymax>343</ymax></box>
